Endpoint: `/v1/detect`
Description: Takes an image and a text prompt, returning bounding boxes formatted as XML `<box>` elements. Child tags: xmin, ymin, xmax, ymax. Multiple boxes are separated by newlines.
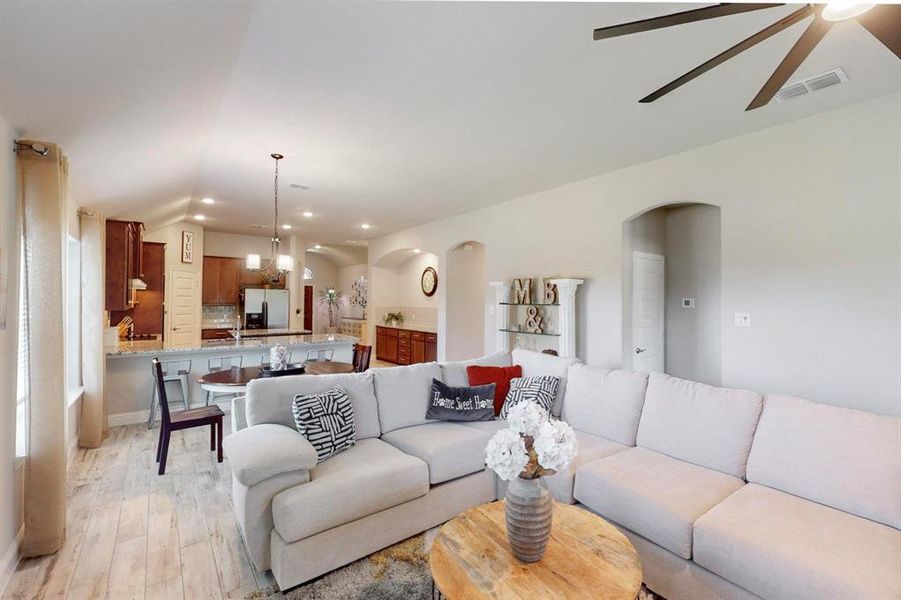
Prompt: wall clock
<box><xmin>421</xmin><ymin>266</ymin><xmax>438</xmax><ymax>297</ymax></box>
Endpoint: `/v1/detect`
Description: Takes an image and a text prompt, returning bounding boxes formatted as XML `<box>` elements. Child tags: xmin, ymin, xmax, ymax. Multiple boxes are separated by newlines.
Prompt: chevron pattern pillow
<box><xmin>499</xmin><ymin>376</ymin><xmax>559</xmax><ymax>418</ymax></box>
<box><xmin>292</xmin><ymin>385</ymin><xmax>356</xmax><ymax>462</ymax></box>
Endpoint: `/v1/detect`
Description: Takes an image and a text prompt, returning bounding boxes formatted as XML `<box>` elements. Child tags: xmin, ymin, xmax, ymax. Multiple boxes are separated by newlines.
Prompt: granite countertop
<box><xmin>376</xmin><ymin>323</ymin><xmax>438</xmax><ymax>334</ymax></box>
<box><xmin>106</xmin><ymin>333</ymin><xmax>358</xmax><ymax>358</ymax></box>
<box><xmin>238</xmin><ymin>328</ymin><xmax>313</xmax><ymax>337</ymax></box>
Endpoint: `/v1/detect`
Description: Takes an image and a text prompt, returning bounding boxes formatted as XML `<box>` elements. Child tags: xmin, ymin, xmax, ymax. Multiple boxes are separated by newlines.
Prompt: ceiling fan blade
<box><xmin>640</xmin><ymin>5</ymin><xmax>815</xmax><ymax>103</ymax></box>
<box><xmin>856</xmin><ymin>4</ymin><xmax>901</xmax><ymax>58</ymax></box>
<box><xmin>746</xmin><ymin>11</ymin><xmax>833</xmax><ymax>111</ymax></box>
<box><xmin>594</xmin><ymin>3</ymin><xmax>783</xmax><ymax>41</ymax></box>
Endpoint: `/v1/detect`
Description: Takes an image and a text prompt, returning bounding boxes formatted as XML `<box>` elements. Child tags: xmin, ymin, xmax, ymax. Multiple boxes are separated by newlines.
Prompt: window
<box><xmin>15</xmin><ymin>232</ymin><xmax>28</xmax><ymax>458</ymax></box>
<box><xmin>66</xmin><ymin>237</ymin><xmax>82</xmax><ymax>399</ymax></box>
<box><xmin>304</xmin><ymin>267</ymin><xmax>314</xmax><ymax>281</ymax></box>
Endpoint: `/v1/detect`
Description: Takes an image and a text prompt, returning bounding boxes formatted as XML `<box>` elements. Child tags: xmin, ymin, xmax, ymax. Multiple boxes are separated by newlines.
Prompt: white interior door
<box><xmin>168</xmin><ymin>268</ymin><xmax>199</xmax><ymax>346</ymax></box>
<box><xmin>632</xmin><ymin>252</ymin><xmax>664</xmax><ymax>373</ymax></box>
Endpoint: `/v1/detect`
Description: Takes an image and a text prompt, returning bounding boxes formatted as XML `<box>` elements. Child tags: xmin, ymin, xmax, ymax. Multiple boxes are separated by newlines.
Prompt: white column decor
<box><xmin>549</xmin><ymin>279</ymin><xmax>583</xmax><ymax>358</ymax></box>
<box><xmin>489</xmin><ymin>281</ymin><xmax>511</xmax><ymax>353</ymax></box>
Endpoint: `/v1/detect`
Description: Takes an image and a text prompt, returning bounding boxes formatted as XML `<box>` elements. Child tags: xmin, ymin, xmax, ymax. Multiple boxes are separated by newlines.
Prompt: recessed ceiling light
<box><xmin>282</xmin><ymin>224</ymin><xmax>292</xmax><ymax>230</ymax></box>
<box><xmin>413</xmin><ymin>248</ymin><xmax>422</xmax><ymax>253</ymax></box>
<box><xmin>201</xmin><ymin>197</ymin><xmax>215</xmax><ymax>205</ymax></box>
<box><xmin>303</xmin><ymin>211</ymin><xmax>313</xmax><ymax>218</ymax></box>
<box><xmin>314</xmin><ymin>244</ymin><xmax>322</xmax><ymax>249</ymax></box>
<box><xmin>194</xmin><ymin>214</ymin><xmax>206</xmax><ymax>221</ymax></box>
<box><xmin>361</xmin><ymin>223</ymin><xmax>371</xmax><ymax>229</ymax></box>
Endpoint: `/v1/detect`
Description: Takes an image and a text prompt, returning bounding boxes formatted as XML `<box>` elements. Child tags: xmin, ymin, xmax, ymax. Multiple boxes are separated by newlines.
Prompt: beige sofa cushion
<box><xmin>694</xmin><ymin>483</ymin><xmax>901</xmax><ymax>600</ymax></box>
<box><xmin>511</xmin><ymin>348</ymin><xmax>580</xmax><ymax>416</ymax></box>
<box><xmin>561</xmin><ymin>364</ymin><xmax>647</xmax><ymax>446</ymax></box>
<box><xmin>574</xmin><ymin>447</ymin><xmax>744</xmax><ymax>559</ymax></box>
<box><xmin>544</xmin><ymin>431</ymin><xmax>629</xmax><ymax>504</ymax></box>
<box><xmin>271</xmin><ymin>438</ymin><xmax>429</xmax><ymax>543</ymax></box>
<box><xmin>374</xmin><ymin>362</ymin><xmax>443</xmax><ymax>433</ymax></box>
<box><xmin>636</xmin><ymin>373</ymin><xmax>762</xmax><ymax>478</ymax></box>
<box><xmin>457</xmin><ymin>419</ymin><xmax>510</xmax><ymax>435</ymax></box>
<box><xmin>381</xmin><ymin>422</ymin><xmax>491</xmax><ymax>484</ymax></box>
<box><xmin>747</xmin><ymin>393</ymin><xmax>901</xmax><ymax>529</ymax></box>
<box><xmin>223</xmin><ymin>424</ymin><xmax>319</xmax><ymax>487</ymax></box>
<box><xmin>440</xmin><ymin>351</ymin><xmax>512</xmax><ymax>387</ymax></box>
<box><xmin>245</xmin><ymin>371</ymin><xmax>382</xmax><ymax>439</ymax></box>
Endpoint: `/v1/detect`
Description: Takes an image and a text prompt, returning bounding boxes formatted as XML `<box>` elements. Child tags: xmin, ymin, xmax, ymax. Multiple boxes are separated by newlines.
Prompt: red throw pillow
<box><xmin>466</xmin><ymin>365</ymin><xmax>523</xmax><ymax>416</ymax></box>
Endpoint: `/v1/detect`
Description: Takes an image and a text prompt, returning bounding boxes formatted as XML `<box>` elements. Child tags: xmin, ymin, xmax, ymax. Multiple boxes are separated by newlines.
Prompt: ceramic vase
<box><xmin>505</xmin><ymin>477</ymin><xmax>553</xmax><ymax>562</ymax></box>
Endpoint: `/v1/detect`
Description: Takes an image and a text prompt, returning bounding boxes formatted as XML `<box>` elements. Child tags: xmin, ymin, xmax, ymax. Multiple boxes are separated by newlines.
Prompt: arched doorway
<box><xmin>445</xmin><ymin>241</ymin><xmax>486</xmax><ymax>361</ymax></box>
<box><xmin>622</xmin><ymin>203</ymin><xmax>722</xmax><ymax>385</ymax></box>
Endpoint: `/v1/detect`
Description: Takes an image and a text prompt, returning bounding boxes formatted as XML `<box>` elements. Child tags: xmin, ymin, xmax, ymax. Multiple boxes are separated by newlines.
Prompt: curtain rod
<box><xmin>13</xmin><ymin>140</ymin><xmax>49</xmax><ymax>156</ymax></box>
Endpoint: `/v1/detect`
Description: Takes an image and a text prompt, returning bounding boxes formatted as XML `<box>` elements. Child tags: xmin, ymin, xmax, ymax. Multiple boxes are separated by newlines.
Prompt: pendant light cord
<box><xmin>272</xmin><ymin>154</ymin><xmax>280</xmax><ymax>242</ymax></box>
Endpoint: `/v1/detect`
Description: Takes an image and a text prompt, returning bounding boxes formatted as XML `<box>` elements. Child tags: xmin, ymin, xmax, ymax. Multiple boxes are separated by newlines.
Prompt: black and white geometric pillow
<box><xmin>292</xmin><ymin>386</ymin><xmax>356</xmax><ymax>462</ymax></box>
<box><xmin>499</xmin><ymin>376</ymin><xmax>559</xmax><ymax>418</ymax></box>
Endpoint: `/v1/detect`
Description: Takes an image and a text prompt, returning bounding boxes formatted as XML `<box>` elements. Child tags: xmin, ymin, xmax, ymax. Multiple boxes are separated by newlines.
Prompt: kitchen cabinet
<box><xmin>105</xmin><ymin>219</ymin><xmax>144</xmax><ymax>311</ymax></box>
<box><xmin>202</xmin><ymin>256</ymin><xmax>242</xmax><ymax>305</ymax></box>
<box><xmin>376</xmin><ymin>326</ymin><xmax>437</xmax><ymax>365</ymax></box>
<box><xmin>201</xmin><ymin>328</ymin><xmax>233</xmax><ymax>340</ymax></box>
<box><xmin>132</xmin><ymin>242</ymin><xmax>165</xmax><ymax>335</ymax></box>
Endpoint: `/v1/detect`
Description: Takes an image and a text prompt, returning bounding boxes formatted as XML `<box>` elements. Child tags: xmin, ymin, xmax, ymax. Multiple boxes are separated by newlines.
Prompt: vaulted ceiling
<box><xmin>2</xmin><ymin>2</ymin><xmax>899</xmax><ymax>242</ymax></box>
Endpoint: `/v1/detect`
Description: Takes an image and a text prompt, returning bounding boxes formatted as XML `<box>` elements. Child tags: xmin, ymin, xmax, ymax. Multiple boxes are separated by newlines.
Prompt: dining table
<box><xmin>196</xmin><ymin>361</ymin><xmax>356</xmax><ymax>395</ymax></box>
<box><xmin>303</xmin><ymin>361</ymin><xmax>355</xmax><ymax>375</ymax></box>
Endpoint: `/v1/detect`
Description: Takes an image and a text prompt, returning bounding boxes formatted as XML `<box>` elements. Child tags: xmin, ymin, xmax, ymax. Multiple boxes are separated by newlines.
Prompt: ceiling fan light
<box><xmin>246</xmin><ymin>254</ymin><xmax>261</xmax><ymax>270</ymax></box>
<box><xmin>822</xmin><ymin>2</ymin><xmax>874</xmax><ymax>22</ymax></box>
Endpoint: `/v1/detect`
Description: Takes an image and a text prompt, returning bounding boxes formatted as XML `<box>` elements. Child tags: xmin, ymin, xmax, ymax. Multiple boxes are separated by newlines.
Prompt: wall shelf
<box><xmin>498</xmin><ymin>302</ymin><xmax>560</xmax><ymax>306</ymax></box>
<box><xmin>499</xmin><ymin>328</ymin><xmax>560</xmax><ymax>337</ymax></box>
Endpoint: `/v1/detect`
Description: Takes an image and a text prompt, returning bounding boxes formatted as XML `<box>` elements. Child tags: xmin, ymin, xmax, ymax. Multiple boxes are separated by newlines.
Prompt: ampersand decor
<box><xmin>524</xmin><ymin>306</ymin><xmax>545</xmax><ymax>333</ymax></box>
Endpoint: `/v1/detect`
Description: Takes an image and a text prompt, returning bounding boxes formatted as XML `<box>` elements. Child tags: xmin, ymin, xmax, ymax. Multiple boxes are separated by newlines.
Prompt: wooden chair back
<box><xmin>152</xmin><ymin>358</ymin><xmax>172</xmax><ymax>427</ymax></box>
<box><xmin>353</xmin><ymin>344</ymin><xmax>372</xmax><ymax>372</ymax></box>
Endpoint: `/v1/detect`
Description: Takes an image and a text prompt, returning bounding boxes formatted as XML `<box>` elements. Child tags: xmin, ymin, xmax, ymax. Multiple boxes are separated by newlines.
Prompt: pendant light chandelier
<box><xmin>246</xmin><ymin>153</ymin><xmax>293</xmax><ymax>282</ymax></box>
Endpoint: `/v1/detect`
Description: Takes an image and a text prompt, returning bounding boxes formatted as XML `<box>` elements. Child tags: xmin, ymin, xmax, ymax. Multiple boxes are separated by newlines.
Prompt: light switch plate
<box><xmin>734</xmin><ymin>312</ymin><xmax>751</xmax><ymax>327</ymax></box>
<box><xmin>682</xmin><ymin>298</ymin><xmax>695</xmax><ymax>308</ymax></box>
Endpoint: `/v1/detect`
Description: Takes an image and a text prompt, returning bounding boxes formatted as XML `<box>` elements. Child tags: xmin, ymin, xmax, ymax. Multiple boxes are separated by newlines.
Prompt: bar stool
<box><xmin>206</xmin><ymin>355</ymin><xmax>243</xmax><ymax>406</ymax></box>
<box><xmin>148</xmin><ymin>359</ymin><xmax>191</xmax><ymax>429</ymax></box>
<box><xmin>306</xmin><ymin>348</ymin><xmax>334</xmax><ymax>362</ymax></box>
<box><xmin>260</xmin><ymin>351</ymin><xmax>293</xmax><ymax>366</ymax></box>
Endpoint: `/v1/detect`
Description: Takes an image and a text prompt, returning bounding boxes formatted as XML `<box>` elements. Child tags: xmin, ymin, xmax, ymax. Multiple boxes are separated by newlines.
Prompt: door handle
<box><xmin>635</xmin><ymin>347</ymin><xmax>647</xmax><ymax>354</ymax></box>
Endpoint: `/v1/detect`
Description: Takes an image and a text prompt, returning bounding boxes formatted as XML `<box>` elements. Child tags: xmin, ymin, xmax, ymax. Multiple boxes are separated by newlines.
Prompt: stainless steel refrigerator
<box><xmin>244</xmin><ymin>288</ymin><xmax>290</xmax><ymax>330</ymax></box>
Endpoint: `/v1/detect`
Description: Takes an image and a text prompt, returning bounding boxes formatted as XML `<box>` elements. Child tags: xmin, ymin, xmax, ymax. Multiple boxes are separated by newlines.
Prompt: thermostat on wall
<box><xmin>682</xmin><ymin>298</ymin><xmax>695</xmax><ymax>308</ymax></box>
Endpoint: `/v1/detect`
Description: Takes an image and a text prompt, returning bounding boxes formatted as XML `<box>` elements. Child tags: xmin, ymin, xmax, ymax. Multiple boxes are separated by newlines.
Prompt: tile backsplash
<box><xmin>373</xmin><ymin>306</ymin><xmax>437</xmax><ymax>331</ymax></box>
<box><xmin>202</xmin><ymin>305</ymin><xmax>239</xmax><ymax>328</ymax></box>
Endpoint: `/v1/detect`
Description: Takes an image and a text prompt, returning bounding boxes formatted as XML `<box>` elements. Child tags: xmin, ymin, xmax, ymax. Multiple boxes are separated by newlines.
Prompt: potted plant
<box><xmin>382</xmin><ymin>311</ymin><xmax>404</xmax><ymax>327</ymax></box>
<box><xmin>318</xmin><ymin>288</ymin><xmax>345</xmax><ymax>333</ymax></box>
<box><xmin>485</xmin><ymin>401</ymin><xmax>577</xmax><ymax>562</ymax></box>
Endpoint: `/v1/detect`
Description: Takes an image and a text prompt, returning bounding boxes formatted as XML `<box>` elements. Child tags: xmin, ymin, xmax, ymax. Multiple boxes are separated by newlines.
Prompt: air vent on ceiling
<box><xmin>775</xmin><ymin>67</ymin><xmax>848</xmax><ymax>103</ymax></box>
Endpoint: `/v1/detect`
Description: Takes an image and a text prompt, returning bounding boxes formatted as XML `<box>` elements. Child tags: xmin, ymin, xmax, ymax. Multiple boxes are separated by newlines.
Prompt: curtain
<box><xmin>16</xmin><ymin>141</ymin><xmax>67</xmax><ymax>557</ymax></box>
<box><xmin>79</xmin><ymin>211</ymin><xmax>105</xmax><ymax>448</ymax></box>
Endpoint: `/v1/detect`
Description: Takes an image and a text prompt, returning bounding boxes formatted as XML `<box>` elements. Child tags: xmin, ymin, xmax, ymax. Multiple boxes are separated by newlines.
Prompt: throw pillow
<box><xmin>293</xmin><ymin>385</ymin><xmax>356</xmax><ymax>462</ymax></box>
<box><xmin>467</xmin><ymin>364</ymin><xmax>523</xmax><ymax>416</ymax></box>
<box><xmin>499</xmin><ymin>376</ymin><xmax>560</xmax><ymax>418</ymax></box>
<box><xmin>426</xmin><ymin>378</ymin><xmax>496</xmax><ymax>422</ymax></box>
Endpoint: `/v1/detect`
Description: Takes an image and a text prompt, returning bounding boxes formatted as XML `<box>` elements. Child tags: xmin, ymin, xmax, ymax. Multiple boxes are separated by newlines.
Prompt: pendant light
<box><xmin>247</xmin><ymin>153</ymin><xmax>293</xmax><ymax>281</ymax></box>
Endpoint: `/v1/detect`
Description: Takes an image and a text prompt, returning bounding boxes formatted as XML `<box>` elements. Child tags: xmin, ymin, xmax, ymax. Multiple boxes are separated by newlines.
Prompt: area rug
<box><xmin>258</xmin><ymin>528</ymin><xmax>663</xmax><ymax>599</ymax></box>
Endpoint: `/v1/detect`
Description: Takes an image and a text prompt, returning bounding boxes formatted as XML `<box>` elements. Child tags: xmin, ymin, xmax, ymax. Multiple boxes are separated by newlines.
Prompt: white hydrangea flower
<box><xmin>506</xmin><ymin>401</ymin><xmax>548</xmax><ymax>437</ymax></box>
<box><xmin>485</xmin><ymin>428</ymin><xmax>529</xmax><ymax>481</ymax></box>
<box><xmin>533</xmin><ymin>419</ymin><xmax>578</xmax><ymax>473</ymax></box>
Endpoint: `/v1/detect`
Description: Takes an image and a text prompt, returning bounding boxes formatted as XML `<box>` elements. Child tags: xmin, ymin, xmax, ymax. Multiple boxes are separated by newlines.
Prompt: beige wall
<box><xmin>445</xmin><ymin>242</ymin><xmax>486</xmax><ymax>361</ymax></box>
<box><xmin>369</xmin><ymin>94</ymin><xmax>901</xmax><ymax>416</ymax></box>
<box><xmin>305</xmin><ymin>252</ymin><xmax>338</xmax><ymax>333</ymax></box>
<box><xmin>144</xmin><ymin>220</ymin><xmax>205</xmax><ymax>340</ymax></box>
<box><xmin>0</xmin><ymin>111</ymin><xmax>23</xmax><ymax>584</ymax></box>
<box><xmin>665</xmin><ymin>205</ymin><xmax>722</xmax><ymax>385</ymax></box>
<box><xmin>337</xmin><ymin>263</ymin><xmax>367</xmax><ymax>319</ymax></box>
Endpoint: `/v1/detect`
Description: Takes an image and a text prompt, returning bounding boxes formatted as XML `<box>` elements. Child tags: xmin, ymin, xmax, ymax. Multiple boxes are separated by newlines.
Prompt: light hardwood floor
<box><xmin>3</xmin><ymin>421</ymin><xmax>274</xmax><ymax>600</ymax></box>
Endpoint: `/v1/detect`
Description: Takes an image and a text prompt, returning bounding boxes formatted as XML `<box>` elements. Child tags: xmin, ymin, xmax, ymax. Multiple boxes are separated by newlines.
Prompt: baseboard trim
<box><xmin>107</xmin><ymin>401</ymin><xmax>231</xmax><ymax>427</ymax></box>
<box><xmin>0</xmin><ymin>525</ymin><xmax>24</xmax><ymax>597</ymax></box>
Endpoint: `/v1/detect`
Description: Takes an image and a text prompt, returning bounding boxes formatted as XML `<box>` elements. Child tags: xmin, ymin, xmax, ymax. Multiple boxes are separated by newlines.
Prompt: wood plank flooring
<box><xmin>3</xmin><ymin>422</ymin><xmax>274</xmax><ymax>600</ymax></box>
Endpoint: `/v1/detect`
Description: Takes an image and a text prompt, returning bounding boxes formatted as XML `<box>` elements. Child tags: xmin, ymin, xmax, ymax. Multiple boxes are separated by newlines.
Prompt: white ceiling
<box><xmin>2</xmin><ymin>2</ymin><xmax>899</xmax><ymax>242</ymax></box>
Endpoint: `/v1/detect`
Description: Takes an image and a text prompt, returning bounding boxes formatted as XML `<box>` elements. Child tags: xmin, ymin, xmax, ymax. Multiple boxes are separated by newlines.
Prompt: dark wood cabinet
<box><xmin>132</xmin><ymin>242</ymin><xmax>165</xmax><ymax>335</ymax></box>
<box><xmin>376</xmin><ymin>326</ymin><xmax>437</xmax><ymax>365</ymax></box>
<box><xmin>202</xmin><ymin>256</ymin><xmax>243</xmax><ymax>305</ymax></box>
<box><xmin>105</xmin><ymin>219</ymin><xmax>144</xmax><ymax>312</ymax></box>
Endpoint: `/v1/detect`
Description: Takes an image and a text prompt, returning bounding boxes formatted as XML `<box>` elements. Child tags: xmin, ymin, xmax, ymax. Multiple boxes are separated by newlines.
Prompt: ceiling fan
<box><xmin>593</xmin><ymin>2</ymin><xmax>901</xmax><ymax>110</ymax></box>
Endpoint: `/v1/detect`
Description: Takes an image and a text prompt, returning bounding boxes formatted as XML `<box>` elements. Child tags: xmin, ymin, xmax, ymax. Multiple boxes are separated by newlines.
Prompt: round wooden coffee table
<box><xmin>430</xmin><ymin>501</ymin><xmax>642</xmax><ymax>599</ymax></box>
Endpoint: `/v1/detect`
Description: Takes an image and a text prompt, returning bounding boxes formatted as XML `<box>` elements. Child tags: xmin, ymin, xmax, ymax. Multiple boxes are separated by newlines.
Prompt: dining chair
<box><xmin>206</xmin><ymin>355</ymin><xmax>243</xmax><ymax>406</ymax></box>
<box><xmin>153</xmin><ymin>358</ymin><xmax>224</xmax><ymax>476</ymax></box>
<box><xmin>352</xmin><ymin>344</ymin><xmax>372</xmax><ymax>373</ymax></box>
<box><xmin>306</xmin><ymin>349</ymin><xmax>334</xmax><ymax>362</ymax></box>
<box><xmin>148</xmin><ymin>359</ymin><xmax>192</xmax><ymax>429</ymax></box>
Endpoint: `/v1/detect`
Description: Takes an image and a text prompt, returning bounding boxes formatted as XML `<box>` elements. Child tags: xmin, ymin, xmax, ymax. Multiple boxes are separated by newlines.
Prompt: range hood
<box><xmin>129</xmin><ymin>278</ymin><xmax>148</xmax><ymax>291</ymax></box>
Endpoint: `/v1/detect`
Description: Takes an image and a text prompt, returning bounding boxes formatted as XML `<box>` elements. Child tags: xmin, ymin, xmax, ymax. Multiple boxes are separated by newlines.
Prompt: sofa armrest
<box><xmin>223</xmin><ymin>424</ymin><xmax>318</xmax><ymax>487</ymax></box>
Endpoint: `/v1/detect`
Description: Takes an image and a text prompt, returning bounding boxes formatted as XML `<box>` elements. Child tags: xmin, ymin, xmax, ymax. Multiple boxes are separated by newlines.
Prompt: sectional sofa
<box><xmin>222</xmin><ymin>349</ymin><xmax>901</xmax><ymax>599</ymax></box>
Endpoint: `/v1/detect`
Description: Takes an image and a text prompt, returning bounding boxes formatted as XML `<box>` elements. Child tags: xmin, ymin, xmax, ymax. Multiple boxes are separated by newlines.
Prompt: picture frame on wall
<box><xmin>181</xmin><ymin>230</ymin><xmax>194</xmax><ymax>264</ymax></box>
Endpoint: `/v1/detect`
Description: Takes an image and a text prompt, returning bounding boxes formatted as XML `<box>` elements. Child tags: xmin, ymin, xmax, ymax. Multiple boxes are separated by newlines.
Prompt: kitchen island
<box><xmin>105</xmin><ymin>333</ymin><xmax>357</xmax><ymax>425</ymax></box>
